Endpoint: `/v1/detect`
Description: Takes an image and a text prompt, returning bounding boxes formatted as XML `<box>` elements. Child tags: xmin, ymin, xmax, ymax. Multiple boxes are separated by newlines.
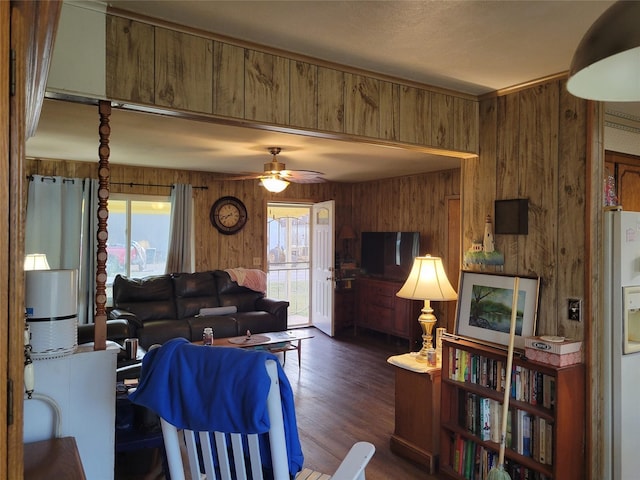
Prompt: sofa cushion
<box><xmin>187</xmin><ymin>316</ymin><xmax>238</xmax><ymax>341</ymax></box>
<box><xmin>234</xmin><ymin>311</ymin><xmax>287</xmax><ymax>336</ymax></box>
<box><xmin>213</xmin><ymin>270</ymin><xmax>264</xmax><ymax>312</ymax></box>
<box><xmin>138</xmin><ymin>319</ymin><xmax>191</xmax><ymax>350</ymax></box>
<box><xmin>172</xmin><ymin>272</ymin><xmax>220</xmax><ymax>319</ymax></box>
<box><xmin>113</xmin><ymin>275</ymin><xmax>177</xmax><ymax>322</ymax></box>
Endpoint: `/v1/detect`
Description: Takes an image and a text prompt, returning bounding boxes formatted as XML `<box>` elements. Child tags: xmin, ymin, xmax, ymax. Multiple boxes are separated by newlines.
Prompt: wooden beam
<box><xmin>94</xmin><ymin>100</ymin><xmax>111</xmax><ymax>350</ymax></box>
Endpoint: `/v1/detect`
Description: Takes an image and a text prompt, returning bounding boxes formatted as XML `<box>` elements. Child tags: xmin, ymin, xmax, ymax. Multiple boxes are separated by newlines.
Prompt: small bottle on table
<box><xmin>203</xmin><ymin>327</ymin><xmax>214</xmax><ymax>346</ymax></box>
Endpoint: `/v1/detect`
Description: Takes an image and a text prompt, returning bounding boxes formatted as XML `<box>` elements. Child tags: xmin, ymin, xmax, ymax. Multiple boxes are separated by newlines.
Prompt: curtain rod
<box><xmin>110</xmin><ymin>181</ymin><xmax>208</xmax><ymax>190</ymax></box>
<box><xmin>26</xmin><ymin>175</ymin><xmax>76</xmax><ymax>183</ymax></box>
<box><xmin>26</xmin><ymin>176</ymin><xmax>208</xmax><ymax>190</ymax></box>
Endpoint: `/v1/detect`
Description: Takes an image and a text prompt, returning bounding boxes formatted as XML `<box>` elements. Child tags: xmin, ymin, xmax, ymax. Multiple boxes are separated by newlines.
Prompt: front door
<box><xmin>266</xmin><ymin>203</ymin><xmax>311</xmax><ymax>327</ymax></box>
<box><xmin>310</xmin><ymin>200</ymin><xmax>335</xmax><ymax>336</ymax></box>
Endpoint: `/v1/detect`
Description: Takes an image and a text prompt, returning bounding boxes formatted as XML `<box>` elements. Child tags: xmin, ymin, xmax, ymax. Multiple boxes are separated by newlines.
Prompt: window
<box><xmin>107</xmin><ymin>194</ymin><xmax>171</xmax><ymax>300</ymax></box>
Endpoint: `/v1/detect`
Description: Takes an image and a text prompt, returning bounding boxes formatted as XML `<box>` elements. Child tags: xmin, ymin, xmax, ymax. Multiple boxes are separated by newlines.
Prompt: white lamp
<box><xmin>260</xmin><ymin>175</ymin><xmax>289</xmax><ymax>193</ymax></box>
<box><xmin>567</xmin><ymin>1</ymin><xmax>640</xmax><ymax>101</ymax></box>
<box><xmin>397</xmin><ymin>255</ymin><xmax>457</xmax><ymax>363</ymax></box>
<box><xmin>24</xmin><ymin>253</ymin><xmax>50</xmax><ymax>271</ymax></box>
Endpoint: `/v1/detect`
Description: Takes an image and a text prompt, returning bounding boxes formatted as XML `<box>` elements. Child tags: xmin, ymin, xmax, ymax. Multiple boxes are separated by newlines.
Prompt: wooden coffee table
<box><xmin>213</xmin><ymin>330</ymin><xmax>314</xmax><ymax>367</ymax></box>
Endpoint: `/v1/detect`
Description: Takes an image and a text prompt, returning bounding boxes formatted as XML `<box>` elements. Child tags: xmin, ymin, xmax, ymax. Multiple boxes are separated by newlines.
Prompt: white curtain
<box><xmin>26</xmin><ymin>175</ymin><xmax>83</xmax><ymax>269</ymax></box>
<box><xmin>78</xmin><ymin>179</ymin><xmax>99</xmax><ymax>325</ymax></box>
<box><xmin>165</xmin><ymin>183</ymin><xmax>194</xmax><ymax>274</ymax></box>
<box><xmin>25</xmin><ymin>176</ymin><xmax>99</xmax><ymax>325</ymax></box>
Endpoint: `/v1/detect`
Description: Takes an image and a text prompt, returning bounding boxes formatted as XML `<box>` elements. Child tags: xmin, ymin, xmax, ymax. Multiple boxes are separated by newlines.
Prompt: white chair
<box><xmin>131</xmin><ymin>339</ymin><xmax>374</xmax><ymax>480</ymax></box>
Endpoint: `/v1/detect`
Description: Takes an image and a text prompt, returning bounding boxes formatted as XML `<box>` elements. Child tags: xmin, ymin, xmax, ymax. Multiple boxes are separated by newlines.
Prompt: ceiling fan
<box><xmin>230</xmin><ymin>147</ymin><xmax>325</xmax><ymax>192</ymax></box>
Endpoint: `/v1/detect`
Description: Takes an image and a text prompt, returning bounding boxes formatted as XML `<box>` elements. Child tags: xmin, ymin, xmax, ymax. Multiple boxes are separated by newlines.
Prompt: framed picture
<box><xmin>455</xmin><ymin>271</ymin><xmax>540</xmax><ymax>350</ymax></box>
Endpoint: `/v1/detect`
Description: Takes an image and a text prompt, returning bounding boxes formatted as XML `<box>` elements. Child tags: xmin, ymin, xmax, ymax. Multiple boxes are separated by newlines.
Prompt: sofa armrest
<box><xmin>77</xmin><ymin>319</ymin><xmax>133</xmax><ymax>346</ymax></box>
<box><xmin>255</xmin><ymin>298</ymin><xmax>289</xmax><ymax>322</ymax></box>
<box><xmin>109</xmin><ymin>308</ymin><xmax>143</xmax><ymax>329</ymax></box>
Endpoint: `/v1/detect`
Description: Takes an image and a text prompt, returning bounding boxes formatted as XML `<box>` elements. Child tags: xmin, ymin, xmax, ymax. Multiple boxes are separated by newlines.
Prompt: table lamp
<box><xmin>397</xmin><ymin>255</ymin><xmax>457</xmax><ymax>364</ymax></box>
<box><xmin>338</xmin><ymin>224</ymin><xmax>356</xmax><ymax>264</ymax></box>
<box><xmin>24</xmin><ymin>253</ymin><xmax>50</xmax><ymax>271</ymax></box>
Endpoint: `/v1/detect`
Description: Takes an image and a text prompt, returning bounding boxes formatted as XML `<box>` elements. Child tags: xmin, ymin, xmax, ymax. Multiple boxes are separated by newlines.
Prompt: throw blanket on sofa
<box><xmin>129</xmin><ymin>338</ymin><xmax>303</xmax><ymax>476</ymax></box>
<box><xmin>225</xmin><ymin>268</ymin><xmax>267</xmax><ymax>294</ymax></box>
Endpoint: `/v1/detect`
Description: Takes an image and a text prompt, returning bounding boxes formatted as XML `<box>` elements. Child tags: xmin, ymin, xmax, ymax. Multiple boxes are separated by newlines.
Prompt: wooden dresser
<box><xmin>355</xmin><ymin>276</ymin><xmax>421</xmax><ymax>348</ymax></box>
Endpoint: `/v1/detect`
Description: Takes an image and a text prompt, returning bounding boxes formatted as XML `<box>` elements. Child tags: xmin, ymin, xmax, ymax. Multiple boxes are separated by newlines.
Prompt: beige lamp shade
<box><xmin>24</xmin><ymin>253</ymin><xmax>50</xmax><ymax>271</ymax></box>
<box><xmin>567</xmin><ymin>1</ymin><xmax>640</xmax><ymax>101</ymax></box>
<box><xmin>338</xmin><ymin>225</ymin><xmax>356</xmax><ymax>240</ymax></box>
<box><xmin>396</xmin><ymin>255</ymin><xmax>457</xmax><ymax>301</ymax></box>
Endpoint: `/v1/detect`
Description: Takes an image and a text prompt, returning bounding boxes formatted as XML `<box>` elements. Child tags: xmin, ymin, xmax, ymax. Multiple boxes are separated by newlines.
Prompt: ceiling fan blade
<box><xmin>280</xmin><ymin>169</ymin><xmax>324</xmax><ymax>179</ymax></box>
<box><xmin>288</xmin><ymin>176</ymin><xmax>326</xmax><ymax>184</ymax></box>
<box><xmin>226</xmin><ymin>148</ymin><xmax>327</xmax><ymax>185</ymax></box>
<box><xmin>225</xmin><ymin>173</ymin><xmax>263</xmax><ymax>181</ymax></box>
<box><xmin>281</xmin><ymin>170</ymin><xmax>326</xmax><ymax>183</ymax></box>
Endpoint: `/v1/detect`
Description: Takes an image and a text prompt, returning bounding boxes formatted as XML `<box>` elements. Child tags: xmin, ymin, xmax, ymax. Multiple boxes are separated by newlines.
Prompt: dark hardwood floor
<box><xmin>281</xmin><ymin>326</ymin><xmax>439</xmax><ymax>480</ymax></box>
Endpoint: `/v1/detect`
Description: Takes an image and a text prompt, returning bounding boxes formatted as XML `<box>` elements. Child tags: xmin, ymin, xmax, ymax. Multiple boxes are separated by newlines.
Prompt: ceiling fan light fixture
<box><xmin>260</xmin><ymin>175</ymin><xmax>290</xmax><ymax>193</ymax></box>
<box><xmin>567</xmin><ymin>1</ymin><xmax>640</xmax><ymax>101</ymax></box>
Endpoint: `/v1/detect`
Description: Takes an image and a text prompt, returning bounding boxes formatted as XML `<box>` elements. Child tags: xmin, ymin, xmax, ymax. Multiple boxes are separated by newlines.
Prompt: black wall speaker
<box><xmin>494</xmin><ymin>199</ymin><xmax>528</xmax><ymax>235</ymax></box>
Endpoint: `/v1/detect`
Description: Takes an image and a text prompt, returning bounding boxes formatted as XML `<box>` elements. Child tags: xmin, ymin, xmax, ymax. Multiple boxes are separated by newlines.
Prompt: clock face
<box><xmin>210</xmin><ymin>196</ymin><xmax>248</xmax><ymax>234</ymax></box>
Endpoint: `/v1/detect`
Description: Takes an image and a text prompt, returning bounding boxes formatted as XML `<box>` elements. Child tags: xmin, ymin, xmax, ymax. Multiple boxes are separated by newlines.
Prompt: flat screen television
<box><xmin>360</xmin><ymin>231</ymin><xmax>420</xmax><ymax>282</ymax></box>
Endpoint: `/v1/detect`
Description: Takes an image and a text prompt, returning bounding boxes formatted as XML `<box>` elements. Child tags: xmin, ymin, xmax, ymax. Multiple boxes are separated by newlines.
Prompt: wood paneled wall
<box><xmin>464</xmin><ymin>80</ymin><xmax>603</xmax><ymax>478</ymax></box>
<box><xmin>104</xmin><ymin>11</ymin><xmax>478</xmax><ymax>156</ymax></box>
<box><xmin>25</xmin><ymin>158</ymin><xmax>458</xmax><ymax>275</ymax></box>
<box><xmin>465</xmin><ymin>79</ymin><xmax>588</xmax><ymax>342</ymax></box>
<box><xmin>351</xmin><ymin>169</ymin><xmax>461</xmax><ymax>259</ymax></box>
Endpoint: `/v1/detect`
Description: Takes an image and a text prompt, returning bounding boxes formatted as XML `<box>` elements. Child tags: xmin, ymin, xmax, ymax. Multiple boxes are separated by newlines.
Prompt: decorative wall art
<box><xmin>463</xmin><ymin>215</ymin><xmax>504</xmax><ymax>271</ymax></box>
<box><xmin>455</xmin><ymin>272</ymin><xmax>540</xmax><ymax>350</ymax></box>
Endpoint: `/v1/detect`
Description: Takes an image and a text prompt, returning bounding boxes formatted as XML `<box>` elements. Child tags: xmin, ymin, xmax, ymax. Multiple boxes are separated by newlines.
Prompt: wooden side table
<box><xmin>24</xmin><ymin>437</ymin><xmax>86</xmax><ymax>480</ymax></box>
<box><xmin>387</xmin><ymin>354</ymin><xmax>441</xmax><ymax>474</ymax></box>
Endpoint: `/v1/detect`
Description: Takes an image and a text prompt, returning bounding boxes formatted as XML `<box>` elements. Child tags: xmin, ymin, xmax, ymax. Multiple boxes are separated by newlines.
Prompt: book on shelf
<box><xmin>545</xmin><ymin>421</ymin><xmax>553</xmax><ymax>466</ymax></box>
<box><xmin>506</xmin><ymin>408</ymin><xmax>513</xmax><ymax>451</ymax></box>
<box><xmin>490</xmin><ymin>399</ymin><xmax>501</xmax><ymax>443</ymax></box>
<box><xmin>441</xmin><ymin>338</ymin><xmax>584</xmax><ymax>480</ymax></box>
<box><xmin>454</xmin><ymin>434</ymin><xmax>464</xmax><ymax>474</ymax></box>
<box><xmin>537</xmin><ymin>417</ymin><xmax>546</xmax><ymax>464</ymax></box>
<box><xmin>522</xmin><ymin>413</ymin><xmax>532</xmax><ymax>458</ymax></box>
<box><xmin>464</xmin><ymin>439</ymin><xmax>474</xmax><ymax>478</ymax></box>
<box><xmin>448</xmin><ymin>433</ymin><xmax>553</xmax><ymax>480</ymax></box>
<box><xmin>447</xmin><ymin>348</ymin><xmax>558</xmax><ymax>410</ymax></box>
<box><xmin>480</xmin><ymin>396</ymin><xmax>491</xmax><ymax>441</ymax></box>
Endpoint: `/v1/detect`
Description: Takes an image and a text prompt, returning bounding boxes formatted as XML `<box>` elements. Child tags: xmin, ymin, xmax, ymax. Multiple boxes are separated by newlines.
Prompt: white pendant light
<box><xmin>567</xmin><ymin>1</ymin><xmax>640</xmax><ymax>101</ymax></box>
<box><xmin>260</xmin><ymin>175</ymin><xmax>289</xmax><ymax>193</ymax></box>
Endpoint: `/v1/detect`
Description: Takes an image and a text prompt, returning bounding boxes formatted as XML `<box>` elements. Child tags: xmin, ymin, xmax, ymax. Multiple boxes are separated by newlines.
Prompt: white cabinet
<box><xmin>24</xmin><ymin>346</ymin><xmax>118</xmax><ymax>480</ymax></box>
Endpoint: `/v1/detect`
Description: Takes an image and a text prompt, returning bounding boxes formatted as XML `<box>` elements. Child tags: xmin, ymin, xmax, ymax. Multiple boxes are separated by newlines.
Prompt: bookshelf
<box><xmin>439</xmin><ymin>337</ymin><xmax>585</xmax><ymax>480</ymax></box>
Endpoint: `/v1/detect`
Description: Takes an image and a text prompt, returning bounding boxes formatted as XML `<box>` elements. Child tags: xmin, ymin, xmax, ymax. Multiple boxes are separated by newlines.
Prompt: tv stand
<box><xmin>355</xmin><ymin>276</ymin><xmax>422</xmax><ymax>350</ymax></box>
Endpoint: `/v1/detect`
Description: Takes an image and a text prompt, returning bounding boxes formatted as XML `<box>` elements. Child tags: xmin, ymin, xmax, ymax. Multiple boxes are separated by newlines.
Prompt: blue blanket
<box><xmin>129</xmin><ymin>338</ymin><xmax>303</xmax><ymax>476</ymax></box>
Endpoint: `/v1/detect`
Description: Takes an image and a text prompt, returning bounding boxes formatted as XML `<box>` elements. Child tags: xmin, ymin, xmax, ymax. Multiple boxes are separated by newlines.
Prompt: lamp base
<box><xmin>417</xmin><ymin>302</ymin><xmax>437</xmax><ymax>366</ymax></box>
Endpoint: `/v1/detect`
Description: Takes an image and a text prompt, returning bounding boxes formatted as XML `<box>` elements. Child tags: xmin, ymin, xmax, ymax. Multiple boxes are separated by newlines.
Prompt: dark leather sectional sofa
<box><xmin>107</xmin><ymin>270</ymin><xmax>289</xmax><ymax>350</ymax></box>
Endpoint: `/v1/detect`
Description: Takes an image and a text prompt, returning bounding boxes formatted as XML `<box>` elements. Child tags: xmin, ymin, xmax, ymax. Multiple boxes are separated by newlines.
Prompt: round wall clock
<box><xmin>210</xmin><ymin>196</ymin><xmax>248</xmax><ymax>235</ymax></box>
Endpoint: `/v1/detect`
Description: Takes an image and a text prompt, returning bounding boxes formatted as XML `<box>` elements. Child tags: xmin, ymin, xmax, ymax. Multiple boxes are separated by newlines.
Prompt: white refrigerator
<box><xmin>604</xmin><ymin>209</ymin><xmax>640</xmax><ymax>480</ymax></box>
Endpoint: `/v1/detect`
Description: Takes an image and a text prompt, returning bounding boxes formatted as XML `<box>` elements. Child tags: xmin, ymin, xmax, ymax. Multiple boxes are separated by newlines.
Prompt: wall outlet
<box><xmin>568</xmin><ymin>298</ymin><xmax>582</xmax><ymax>321</ymax></box>
<box><xmin>252</xmin><ymin>257</ymin><xmax>261</xmax><ymax>266</ymax></box>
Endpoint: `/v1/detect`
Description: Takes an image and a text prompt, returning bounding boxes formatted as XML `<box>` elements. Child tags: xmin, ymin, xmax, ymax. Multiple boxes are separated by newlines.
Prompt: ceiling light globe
<box><xmin>261</xmin><ymin>176</ymin><xmax>289</xmax><ymax>193</ymax></box>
